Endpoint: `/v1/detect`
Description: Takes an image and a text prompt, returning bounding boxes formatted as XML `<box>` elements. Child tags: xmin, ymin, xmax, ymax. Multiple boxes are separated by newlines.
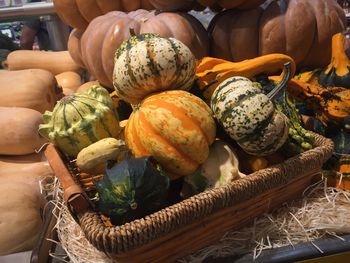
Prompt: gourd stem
<box><xmin>267</xmin><ymin>62</ymin><xmax>291</xmax><ymax>100</ymax></box>
<box><xmin>129</xmin><ymin>28</ymin><xmax>136</xmax><ymax>37</ymax></box>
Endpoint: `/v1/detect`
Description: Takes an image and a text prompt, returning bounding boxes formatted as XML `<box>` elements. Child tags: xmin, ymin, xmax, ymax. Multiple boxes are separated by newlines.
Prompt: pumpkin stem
<box><xmin>267</xmin><ymin>62</ymin><xmax>291</xmax><ymax>101</ymax></box>
<box><xmin>129</xmin><ymin>28</ymin><xmax>136</xmax><ymax>37</ymax></box>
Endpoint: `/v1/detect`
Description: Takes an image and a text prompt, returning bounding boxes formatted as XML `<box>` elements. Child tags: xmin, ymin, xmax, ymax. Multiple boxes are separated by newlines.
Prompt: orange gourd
<box><xmin>125</xmin><ymin>90</ymin><xmax>216</xmax><ymax>179</ymax></box>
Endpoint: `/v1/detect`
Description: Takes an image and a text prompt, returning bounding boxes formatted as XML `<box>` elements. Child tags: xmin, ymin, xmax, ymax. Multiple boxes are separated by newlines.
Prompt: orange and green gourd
<box><xmin>125</xmin><ymin>90</ymin><xmax>216</xmax><ymax>180</ymax></box>
<box><xmin>319</xmin><ymin>32</ymin><xmax>350</xmax><ymax>89</ymax></box>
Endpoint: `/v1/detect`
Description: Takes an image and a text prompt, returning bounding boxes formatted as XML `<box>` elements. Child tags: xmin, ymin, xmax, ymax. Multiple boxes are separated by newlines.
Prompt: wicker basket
<box><xmin>44</xmin><ymin>133</ymin><xmax>333</xmax><ymax>263</ymax></box>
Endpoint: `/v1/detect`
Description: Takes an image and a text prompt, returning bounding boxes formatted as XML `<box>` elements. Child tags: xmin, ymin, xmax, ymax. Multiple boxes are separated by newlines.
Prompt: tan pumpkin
<box><xmin>0</xmin><ymin>69</ymin><xmax>62</xmax><ymax>113</ymax></box>
<box><xmin>148</xmin><ymin>0</ymin><xmax>265</xmax><ymax>11</ymax></box>
<box><xmin>55</xmin><ymin>71</ymin><xmax>82</xmax><ymax>91</ymax></box>
<box><xmin>125</xmin><ymin>90</ymin><xmax>216</xmax><ymax>179</ymax></box>
<box><xmin>209</xmin><ymin>0</ymin><xmax>346</xmax><ymax>68</ymax></box>
<box><xmin>67</xmin><ymin>28</ymin><xmax>85</xmax><ymax>68</ymax></box>
<box><xmin>53</xmin><ymin>0</ymin><xmax>154</xmax><ymax>30</ymax></box>
<box><xmin>0</xmin><ymin>107</ymin><xmax>47</xmax><ymax>155</ymax></box>
<box><xmin>5</xmin><ymin>50</ymin><xmax>82</xmax><ymax>75</ymax></box>
<box><xmin>0</xmin><ymin>161</ymin><xmax>53</xmax><ymax>255</ymax></box>
<box><xmin>69</xmin><ymin>9</ymin><xmax>209</xmax><ymax>88</ymax></box>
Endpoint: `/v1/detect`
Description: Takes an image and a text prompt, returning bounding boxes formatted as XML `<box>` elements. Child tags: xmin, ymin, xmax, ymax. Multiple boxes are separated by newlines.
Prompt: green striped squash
<box><xmin>211</xmin><ymin>77</ymin><xmax>290</xmax><ymax>156</ymax></box>
<box><xmin>38</xmin><ymin>85</ymin><xmax>120</xmax><ymax>157</ymax></box>
<box><xmin>113</xmin><ymin>35</ymin><xmax>196</xmax><ymax>104</ymax></box>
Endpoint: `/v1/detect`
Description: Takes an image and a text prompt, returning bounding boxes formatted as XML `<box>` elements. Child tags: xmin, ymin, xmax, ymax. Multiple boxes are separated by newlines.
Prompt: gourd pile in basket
<box><xmin>1</xmin><ymin>0</ymin><xmax>350</xmax><ymax>256</ymax></box>
<box><xmin>36</xmin><ymin>30</ymin><xmax>333</xmax><ymax>226</ymax></box>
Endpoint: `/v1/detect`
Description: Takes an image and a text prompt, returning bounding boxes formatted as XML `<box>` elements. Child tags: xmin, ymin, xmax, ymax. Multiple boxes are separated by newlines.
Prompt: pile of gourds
<box><xmin>36</xmin><ymin>27</ymin><xmax>316</xmax><ymax>226</ymax></box>
<box><xmin>1</xmin><ymin>0</ymin><xmax>349</xmax><ymax>256</ymax></box>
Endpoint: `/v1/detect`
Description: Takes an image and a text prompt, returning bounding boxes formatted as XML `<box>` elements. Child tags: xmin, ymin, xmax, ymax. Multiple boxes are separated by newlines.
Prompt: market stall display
<box><xmin>1</xmin><ymin>0</ymin><xmax>350</xmax><ymax>262</ymax></box>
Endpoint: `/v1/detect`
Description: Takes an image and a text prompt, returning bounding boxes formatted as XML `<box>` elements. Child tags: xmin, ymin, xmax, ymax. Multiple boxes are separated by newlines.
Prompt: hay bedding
<box><xmin>47</xmin><ymin>176</ymin><xmax>350</xmax><ymax>263</ymax></box>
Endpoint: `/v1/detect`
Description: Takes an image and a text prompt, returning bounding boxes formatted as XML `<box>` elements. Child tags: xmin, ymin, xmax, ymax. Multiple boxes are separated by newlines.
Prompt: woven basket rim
<box><xmin>59</xmin><ymin>132</ymin><xmax>334</xmax><ymax>254</ymax></box>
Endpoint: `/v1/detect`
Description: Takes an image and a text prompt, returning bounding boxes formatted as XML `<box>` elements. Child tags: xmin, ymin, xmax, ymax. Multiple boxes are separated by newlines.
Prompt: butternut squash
<box><xmin>55</xmin><ymin>71</ymin><xmax>82</xmax><ymax>91</ymax></box>
<box><xmin>0</xmin><ymin>152</ymin><xmax>46</xmax><ymax>164</ymax></box>
<box><xmin>62</xmin><ymin>87</ymin><xmax>75</xmax><ymax>96</ymax></box>
<box><xmin>0</xmin><ymin>107</ymin><xmax>47</xmax><ymax>155</ymax></box>
<box><xmin>0</xmin><ymin>161</ymin><xmax>53</xmax><ymax>255</ymax></box>
<box><xmin>196</xmin><ymin>54</ymin><xmax>296</xmax><ymax>103</ymax></box>
<box><xmin>5</xmin><ymin>50</ymin><xmax>82</xmax><ymax>75</ymax></box>
<box><xmin>0</xmin><ymin>69</ymin><xmax>62</xmax><ymax>113</ymax></box>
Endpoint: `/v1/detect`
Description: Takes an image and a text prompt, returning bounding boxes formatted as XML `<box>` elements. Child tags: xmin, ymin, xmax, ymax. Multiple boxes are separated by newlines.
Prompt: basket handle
<box><xmin>44</xmin><ymin>144</ymin><xmax>91</xmax><ymax>215</ymax></box>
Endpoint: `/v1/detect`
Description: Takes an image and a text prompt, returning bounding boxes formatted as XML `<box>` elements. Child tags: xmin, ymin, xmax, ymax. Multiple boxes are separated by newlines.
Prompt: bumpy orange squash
<box><xmin>196</xmin><ymin>54</ymin><xmax>295</xmax><ymax>103</ymax></box>
<box><xmin>125</xmin><ymin>90</ymin><xmax>216</xmax><ymax>179</ymax></box>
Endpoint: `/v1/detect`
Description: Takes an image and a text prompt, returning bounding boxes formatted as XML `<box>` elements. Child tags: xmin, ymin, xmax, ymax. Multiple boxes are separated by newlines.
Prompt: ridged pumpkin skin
<box><xmin>113</xmin><ymin>36</ymin><xmax>196</xmax><ymax>104</ymax></box>
<box><xmin>68</xmin><ymin>9</ymin><xmax>209</xmax><ymax>88</ymax></box>
<box><xmin>125</xmin><ymin>90</ymin><xmax>216</xmax><ymax>179</ymax></box>
<box><xmin>211</xmin><ymin>77</ymin><xmax>289</xmax><ymax>156</ymax></box>
<box><xmin>38</xmin><ymin>85</ymin><xmax>120</xmax><ymax>157</ymax></box>
<box><xmin>53</xmin><ymin>0</ymin><xmax>154</xmax><ymax>30</ymax></box>
<box><xmin>209</xmin><ymin>0</ymin><xmax>346</xmax><ymax>69</ymax></box>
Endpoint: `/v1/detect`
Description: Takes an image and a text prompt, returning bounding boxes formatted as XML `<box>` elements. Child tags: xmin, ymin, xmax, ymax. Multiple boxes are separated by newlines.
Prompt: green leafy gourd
<box><xmin>38</xmin><ymin>85</ymin><xmax>120</xmax><ymax>157</ymax></box>
<box><xmin>113</xmin><ymin>33</ymin><xmax>196</xmax><ymax>104</ymax></box>
<box><xmin>94</xmin><ymin>156</ymin><xmax>169</xmax><ymax>226</ymax></box>
<box><xmin>210</xmin><ymin>63</ymin><xmax>291</xmax><ymax>156</ymax></box>
<box><xmin>275</xmin><ymin>94</ymin><xmax>316</xmax><ymax>157</ymax></box>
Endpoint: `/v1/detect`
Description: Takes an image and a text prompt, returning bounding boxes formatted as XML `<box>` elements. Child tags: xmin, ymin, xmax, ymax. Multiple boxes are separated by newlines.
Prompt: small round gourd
<box><xmin>113</xmin><ymin>35</ymin><xmax>196</xmax><ymax>104</ymax></box>
<box><xmin>211</xmin><ymin>77</ymin><xmax>290</xmax><ymax>156</ymax></box>
<box><xmin>38</xmin><ymin>85</ymin><xmax>120</xmax><ymax>157</ymax></box>
<box><xmin>125</xmin><ymin>90</ymin><xmax>216</xmax><ymax>179</ymax></box>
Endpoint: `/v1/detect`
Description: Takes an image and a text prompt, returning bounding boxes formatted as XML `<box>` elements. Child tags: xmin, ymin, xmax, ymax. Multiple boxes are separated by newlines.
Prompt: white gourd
<box><xmin>113</xmin><ymin>36</ymin><xmax>196</xmax><ymax>104</ymax></box>
<box><xmin>211</xmin><ymin>76</ymin><xmax>290</xmax><ymax>156</ymax></box>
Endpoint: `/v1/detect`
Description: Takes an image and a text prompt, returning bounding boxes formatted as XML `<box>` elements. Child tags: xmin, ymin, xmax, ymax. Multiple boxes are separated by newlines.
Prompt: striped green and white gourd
<box><xmin>38</xmin><ymin>85</ymin><xmax>120</xmax><ymax>157</ymax></box>
<box><xmin>211</xmin><ymin>76</ymin><xmax>290</xmax><ymax>156</ymax></box>
<box><xmin>113</xmin><ymin>35</ymin><xmax>196</xmax><ymax>104</ymax></box>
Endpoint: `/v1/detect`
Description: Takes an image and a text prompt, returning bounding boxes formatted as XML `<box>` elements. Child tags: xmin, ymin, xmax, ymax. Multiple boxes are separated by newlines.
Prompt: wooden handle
<box><xmin>44</xmin><ymin>144</ymin><xmax>90</xmax><ymax>214</ymax></box>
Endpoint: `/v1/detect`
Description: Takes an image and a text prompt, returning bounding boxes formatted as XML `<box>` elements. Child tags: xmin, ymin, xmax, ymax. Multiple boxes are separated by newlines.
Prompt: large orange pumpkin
<box><xmin>53</xmin><ymin>0</ymin><xmax>154</xmax><ymax>29</ymax></box>
<box><xmin>125</xmin><ymin>90</ymin><xmax>216</xmax><ymax>179</ymax></box>
<box><xmin>209</xmin><ymin>0</ymin><xmax>346</xmax><ymax>69</ymax></box>
<box><xmin>69</xmin><ymin>9</ymin><xmax>209</xmax><ymax>88</ymax></box>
